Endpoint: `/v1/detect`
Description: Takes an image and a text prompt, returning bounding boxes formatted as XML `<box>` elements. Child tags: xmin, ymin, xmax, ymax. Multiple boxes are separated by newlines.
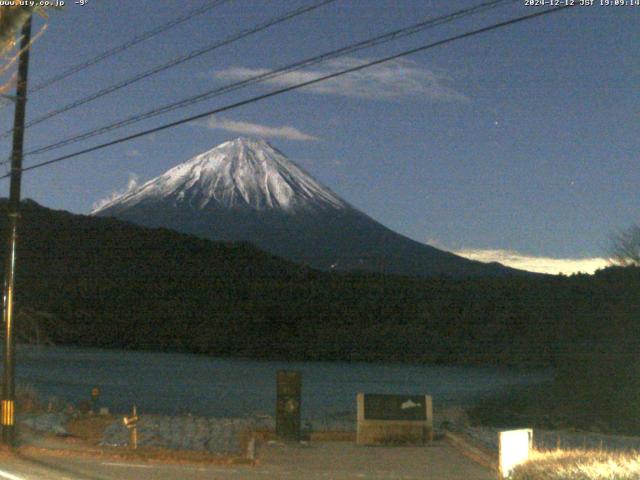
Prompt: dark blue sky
<box><xmin>1</xmin><ymin>0</ymin><xmax>638</xmax><ymax>271</ymax></box>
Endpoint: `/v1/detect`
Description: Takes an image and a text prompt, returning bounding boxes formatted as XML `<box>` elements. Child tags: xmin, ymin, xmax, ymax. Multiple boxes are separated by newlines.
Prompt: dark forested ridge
<box><xmin>1</xmin><ymin>200</ymin><xmax>639</xmax><ymax>370</ymax></box>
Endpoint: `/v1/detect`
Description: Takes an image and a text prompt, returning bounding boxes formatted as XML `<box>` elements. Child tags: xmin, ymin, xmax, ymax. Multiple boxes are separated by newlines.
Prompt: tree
<box><xmin>609</xmin><ymin>224</ymin><xmax>640</xmax><ymax>267</ymax></box>
<box><xmin>0</xmin><ymin>7</ymin><xmax>32</xmax><ymax>53</ymax></box>
<box><xmin>0</xmin><ymin>6</ymin><xmax>52</xmax><ymax>100</ymax></box>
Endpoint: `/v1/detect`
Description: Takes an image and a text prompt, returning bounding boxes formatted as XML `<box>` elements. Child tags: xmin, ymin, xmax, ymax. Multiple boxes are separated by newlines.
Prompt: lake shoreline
<box><xmin>11</xmin><ymin>343</ymin><xmax>553</xmax><ymax>423</ymax></box>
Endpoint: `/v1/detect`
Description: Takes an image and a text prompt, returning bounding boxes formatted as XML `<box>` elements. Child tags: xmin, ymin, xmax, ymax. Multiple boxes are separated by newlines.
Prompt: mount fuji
<box><xmin>93</xmin><ymin>137</ymin><xmax>520</xmax><ymax>278</ymax></box>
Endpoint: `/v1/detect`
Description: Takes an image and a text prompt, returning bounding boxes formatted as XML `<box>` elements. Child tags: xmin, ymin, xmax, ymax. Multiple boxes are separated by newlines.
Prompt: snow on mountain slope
<box><xmin>93</xmin><ymin>137</ymin><xmax>346</xmax><ymax>214</ymax></box>
<box><xmin>93</xmin><ymin>137</ymin><xmax>526</xmax><ymax>278</ymax></box>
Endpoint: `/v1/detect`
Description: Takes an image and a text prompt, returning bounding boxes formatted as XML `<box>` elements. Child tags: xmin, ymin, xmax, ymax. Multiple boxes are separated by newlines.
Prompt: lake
<box><xmin>12</xmin><ymin>345</ymin><xmax>551</xmax><ymax>419</ymax></box>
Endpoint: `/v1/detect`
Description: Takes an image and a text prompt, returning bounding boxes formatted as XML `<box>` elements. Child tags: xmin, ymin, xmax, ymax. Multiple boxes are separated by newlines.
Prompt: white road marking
<box><xmin>0</xmin><ymin>468</ymin><xmax>26</xmax><ymax>480</ymax></box>
<box><xmin>101</xmin><ymin>462</ymin><xmax>153</xmax><ymax>469</ymax></box>
<box><xmin>202</xmin><ymin>468</ymin><xmax>238</xmax><ymax>473</ymax></box>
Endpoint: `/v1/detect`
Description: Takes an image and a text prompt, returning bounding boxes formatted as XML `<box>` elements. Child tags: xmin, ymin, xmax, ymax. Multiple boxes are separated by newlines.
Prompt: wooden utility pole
<box><xmin>2</xmin><ymin>15</ymin><xmax>32</xmax><ymax>446</ymax></box>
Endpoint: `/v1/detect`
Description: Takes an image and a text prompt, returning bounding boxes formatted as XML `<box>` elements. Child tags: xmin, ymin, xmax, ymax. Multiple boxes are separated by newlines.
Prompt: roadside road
<box><xmin>0</xmin><ymin>440</ymin><xmax>494</xmax><ymax>480</ymax></box>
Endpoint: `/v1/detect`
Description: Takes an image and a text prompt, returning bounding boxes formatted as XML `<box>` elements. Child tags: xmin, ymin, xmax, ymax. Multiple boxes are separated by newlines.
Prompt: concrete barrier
<box><xmin>444</xmin><ymin>430</ymin><xmax>498</xmax><ymax>471</ymax></box>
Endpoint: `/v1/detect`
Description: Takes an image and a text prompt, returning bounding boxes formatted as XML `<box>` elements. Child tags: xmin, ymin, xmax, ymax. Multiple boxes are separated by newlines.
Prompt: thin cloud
<box><xmin>91</xmin><ymin>173</ymin><xmax>139</xmax><ymax>213</ymax></box>
<box><xmin>196</xmin><ymin>115</ymin><xmax>319</xmax><ymax>142</ymax></box>
<box><xmin>213</xmin><ymin>57</ymin><xmax>467</xmax><ymax>102</ymax></box>
<box><xmin>453</xmin><ymin>248</ymin><xmax>609</xmax><ymax>275</ymax></box>
<box><xmin>425</xmin><ymin>236</ymin><xmax>448</xmax><ymax>250</ymax></box>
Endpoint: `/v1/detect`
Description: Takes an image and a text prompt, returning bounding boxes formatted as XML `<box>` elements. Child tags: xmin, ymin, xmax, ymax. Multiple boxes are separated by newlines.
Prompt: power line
<box><xmin>0</xmin><ymin>5</ymin><xmax>573</xmax><ymax>180</ymax></box>
<box><xmin>29</xmin><ymin>0</ymin><xmax>231</xmax><ymax>94</ymax></box>
<box><xmin>22</xmin><ymin>0</ymin><xmax>516</xmax><ymax>158</ymax></box>
<box><xmin>0</xmin><ymin>0</ymin><xmax>336</xmax><ymax>140</ymax></box>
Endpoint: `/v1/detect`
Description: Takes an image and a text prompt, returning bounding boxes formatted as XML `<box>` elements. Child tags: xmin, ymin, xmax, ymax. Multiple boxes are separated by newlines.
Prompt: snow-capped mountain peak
<box><xmin>93</xmin><ymin>137</ymin><xmax>346</xmax><ymax>213</ymax></box>
<box><xmin>93</xmin><ymin>137</ymin><xmax>522</xmax><ymax>278</ymax></box>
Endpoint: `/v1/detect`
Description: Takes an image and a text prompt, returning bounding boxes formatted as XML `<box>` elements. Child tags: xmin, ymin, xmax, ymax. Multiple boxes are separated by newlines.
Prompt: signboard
<box><xmin>357</xmin><ymin>393</ymin><xmax>433</xmax><ymax>445</ymax></box>
<box><xmin>364</xmin><ymin>394</ymin><xmax>427</xmax><ymax>421</ymax></box>
<box><xmin>499</xmin><ymin>429</ymin><xmax>533</xmax><ymax>478</ymax></box>
<box><xmin>276</xmin><ymin>370</ymin><xmax>301</xmax><ymax>440</ymax></box>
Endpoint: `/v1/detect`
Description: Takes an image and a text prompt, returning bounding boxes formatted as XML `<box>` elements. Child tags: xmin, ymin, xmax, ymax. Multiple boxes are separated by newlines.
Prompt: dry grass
<box><xmin>510</xmin><ymin>449</ymin><xmax>640</xmax><ymax>480</ymax></box>
<box><xmin>65</xmin><ymin>415</ymin><xmax>118</xmax><ymax>445</ymax></box>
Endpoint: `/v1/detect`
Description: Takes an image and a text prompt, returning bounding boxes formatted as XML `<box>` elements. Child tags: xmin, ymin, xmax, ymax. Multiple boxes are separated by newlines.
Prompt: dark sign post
<box><xmin>276</xmin><ymin>370</ymin><xmax>301</xmax><ymax>440</ymax></box>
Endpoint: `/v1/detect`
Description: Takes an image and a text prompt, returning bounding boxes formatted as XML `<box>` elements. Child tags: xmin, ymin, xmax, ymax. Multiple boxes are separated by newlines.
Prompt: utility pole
<box><xmin>2</xmin><ymin>15</ymin><xmax>32</xmax><ymax>446</ymax></box>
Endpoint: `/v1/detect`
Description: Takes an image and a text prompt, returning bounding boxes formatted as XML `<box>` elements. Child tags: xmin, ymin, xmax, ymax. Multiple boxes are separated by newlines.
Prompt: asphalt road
<box><xmin>0</xmin><ymin>441</ymin><xmax>495</xmax><ymax>480</ymax></box>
